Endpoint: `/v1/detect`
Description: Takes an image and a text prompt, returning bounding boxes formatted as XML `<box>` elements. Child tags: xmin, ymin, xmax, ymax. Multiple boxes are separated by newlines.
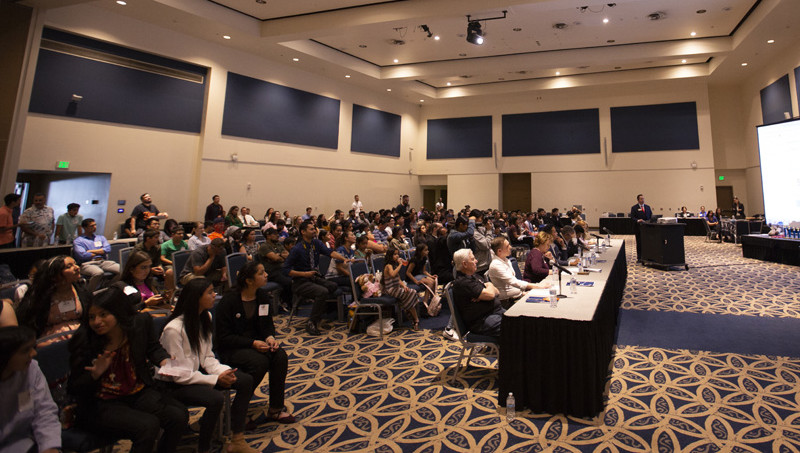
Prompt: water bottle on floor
<box><xmin>507</xmin><ymin>392</ymin><xmax>515</xmax><ymax>421</ymax></box>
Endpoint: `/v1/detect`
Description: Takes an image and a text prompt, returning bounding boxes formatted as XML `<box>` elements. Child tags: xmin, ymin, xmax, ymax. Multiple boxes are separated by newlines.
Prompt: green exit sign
<box><xmin>718</xmin><ymin>176</ymin><xmax>725</xmax><ymax>181</ymax></box>
<box><xmin>56</xmin><ymin>161</ymin><xmax>70</xmax><ymax>169</ymax></box>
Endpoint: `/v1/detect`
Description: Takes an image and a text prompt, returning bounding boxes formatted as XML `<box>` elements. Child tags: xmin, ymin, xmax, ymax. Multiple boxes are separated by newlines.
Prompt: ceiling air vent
<box><xmin>648</xmin><ymin>11</ymin><xmax>666</xmax><ymax>20</ymax></box>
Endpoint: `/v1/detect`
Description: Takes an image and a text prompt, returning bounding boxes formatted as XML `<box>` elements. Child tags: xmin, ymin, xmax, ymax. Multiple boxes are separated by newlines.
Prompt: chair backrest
<box><xmin>225</xmin><ymin>253</ymin><xmax>248</xmax><ymax>288</ymax></box>
<box><xmin>607</xmin><ymin>213</ymin><xmax>616</xmax><ymax>217</ymax></box>
<box><xmin>109</xmin><ymin>242</ymin><xmax>129</xmax><ymax>263</ymax></box>
<box><xmin>443</xmin><ymin>282</ymin><xmax>468</xmax><ymax>340</ymax></box>
<box><xmin>36</xmin><ymin>332</ymin><xmax>75</xmax><ymax>384</ymax></box>
<box><xmin>318</xmin><ymin>254</ymin><xmax>332</xmax><ymax>276</ymax></box>
<box><xmin>119</xmin><ymin>247</ymin><xmax>134</xmax><ymax>270</ymax></box>
<box><xmin>172</xmin><ymin>250</ymin><xmax>192</xmax><ymax>289</ymax></box>
<box><xmin>371</xmin><ymin>255</ymin><xmax>385</xmax><ymax>274</ymax></box>
<box><xmin>150</xmin><ymin>313</ymin><xmax>170</xmax><ymax>338</ymax></box>
<box><xmin>348</xmin><ymin>259</ymin><xmax>370</xmax><ymax>302</ymax></box>
<box><xmin>509</xmin><ymin>257</ymin><xmax>523</xmax><ymax>281</ymax></box>
<box><xmin>404</xmin><ymin>237</ymin><xmax>413</xmax><ymax>247</ymax></box>
<box><xmin>617</xmin><ymin>213</ymin><xmax>625</xmax><ymax>218</ymax></box>
<box><xmin>398</xmin><ymin>263</ymin><xmax>409</xmax><ymax>282</ymax></box>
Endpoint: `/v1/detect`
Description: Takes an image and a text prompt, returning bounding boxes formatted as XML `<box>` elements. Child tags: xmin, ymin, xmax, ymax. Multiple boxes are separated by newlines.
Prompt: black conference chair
<box><xmin>348</xmin><ymin>260</ymin><xmax>400</xmax><ymax>339</ymax></box>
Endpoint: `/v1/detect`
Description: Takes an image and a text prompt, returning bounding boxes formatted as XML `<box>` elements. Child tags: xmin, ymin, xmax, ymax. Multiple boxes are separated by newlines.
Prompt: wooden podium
<box><xmin>640</xmin><ymin>222</ymin><xmax>688</xmax><ymax>270</ymax></box>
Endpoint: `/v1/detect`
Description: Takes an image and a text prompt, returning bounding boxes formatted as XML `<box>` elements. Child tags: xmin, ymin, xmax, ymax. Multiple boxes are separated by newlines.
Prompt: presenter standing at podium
<box><xmin>630</xmin><ymin>194</ymin><xmax>652</xmax><ymax>263</ymax></box>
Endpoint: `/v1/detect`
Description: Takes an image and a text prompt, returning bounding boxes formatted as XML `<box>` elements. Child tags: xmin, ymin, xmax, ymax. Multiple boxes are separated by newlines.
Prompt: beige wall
<box><xmin>417</xmin><ymin>79</ymin><xmax>718</xmax><ymax>226</ymax></box>
<box><xmin>447</xmin><ymin>174</ymin><xmax>499</xmax><ymax>211</ymax></box>
<box><xmin>12</xmin><ymin>4</ymin><xmax>423</xmax><ymax>235</ymax></box>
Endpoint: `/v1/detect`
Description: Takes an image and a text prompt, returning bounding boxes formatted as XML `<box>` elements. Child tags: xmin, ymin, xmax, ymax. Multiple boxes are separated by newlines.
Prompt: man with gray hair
<box><xmin>452</xmin><ymin>248</ymin><xmax>504</xmax><ymax>338</ymax></box>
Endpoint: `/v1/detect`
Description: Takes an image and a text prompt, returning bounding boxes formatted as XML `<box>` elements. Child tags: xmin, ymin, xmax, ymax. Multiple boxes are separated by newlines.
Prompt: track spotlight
<box><xmin>466</xmin><ymin>21</ymin><xmax>484</xmax><ymax>45</ymax></box>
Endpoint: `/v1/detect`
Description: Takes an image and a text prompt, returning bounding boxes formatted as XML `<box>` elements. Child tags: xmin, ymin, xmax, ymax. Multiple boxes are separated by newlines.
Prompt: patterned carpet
<box><xmin>171</xmin><ymin>236</ymin><xmax>800</xmax><ymax>452</ymax></box>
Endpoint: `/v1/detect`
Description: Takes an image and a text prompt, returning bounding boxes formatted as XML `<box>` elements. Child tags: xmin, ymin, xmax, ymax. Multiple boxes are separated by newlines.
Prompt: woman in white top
<box><xmin>158</xmin><ymin>278</ymin><xmax>257</xmax><ymax>453</ymax></box>
<box><xmin>486</xmin><ymin>237</ymin><xmax>548</xmax><ymax>308</ymax></box>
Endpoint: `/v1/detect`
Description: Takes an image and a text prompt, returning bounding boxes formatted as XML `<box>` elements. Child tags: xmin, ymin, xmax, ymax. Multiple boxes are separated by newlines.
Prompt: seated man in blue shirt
<box><xmin>284</xmin><ymin>220</ymin><xmax>351</xmax><ymax>336</ymax></box>
<box><xmin>73</xmin><ymin>218</ymin><xmax>120</xmax><ymax>290</ymax></box>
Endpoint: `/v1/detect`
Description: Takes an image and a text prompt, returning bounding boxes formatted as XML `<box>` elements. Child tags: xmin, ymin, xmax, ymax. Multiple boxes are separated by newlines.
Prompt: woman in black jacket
<box><xmin>67</xmin><ymin>285</ymin><xmax>188</xmax><ymax>453</ymax></box>
<box><xmin>215</xmin><ymin>261</ymin><xmax>294</xmax><ymax>423</ymax></box>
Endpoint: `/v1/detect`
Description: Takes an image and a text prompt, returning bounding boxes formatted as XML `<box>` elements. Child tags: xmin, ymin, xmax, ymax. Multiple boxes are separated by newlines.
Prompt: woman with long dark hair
<box><xmin>67</xmin><ymin>285</ymin><xmax>188</xmax><ymax>453</ymax></box>
<box><xmin>226</xmin><ymin>206</ymin><xmax>243</xmax><ymax>228</ymax></box>
<box><xmin>118</xmin><ymin>250</ymin><xmax>169</xmax><ymax>311</ymax></box>
<box><xmin>16</xmin><ymin>255</ymin><xmax>87</xmax><ymax>344</ymax></box>
<box><xmin>158</xmin><ymin>278</ymin><xmax>258</xmax><ymax>453</ymax></box>
<box><xmin>382</xmin><ymin>247</ymin><xmax>420</xmax><ymax>330</ymax></box>
<box><xmin>215</xmin><ymin>261</ymin><xmax>294</xmax><ymax>424</ymax></box>
<box><xmin>405</xmin><ymin>243</ymin><xmax>437</xmax><ymax>304</ymax></box>
<box><xmin>0</xmin><ymin>326</ymin><xmax>61</xmax><ymax>453</ymax></box>
<box><xmin>240</xmin><ymin>228</ymin><xmax>259</xmax><ymax>260</ymax></box>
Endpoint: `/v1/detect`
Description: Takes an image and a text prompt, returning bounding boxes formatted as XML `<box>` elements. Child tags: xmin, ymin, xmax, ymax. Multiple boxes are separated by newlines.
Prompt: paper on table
<box><xmin>157</xmin><ymin>357</ymin><xmax>194</xmax><ymax>378</ymax></box>
<box><xmin>584</xmin><ymin>268</ymin><xmax>602</xmax><ymax>273</ymax></box>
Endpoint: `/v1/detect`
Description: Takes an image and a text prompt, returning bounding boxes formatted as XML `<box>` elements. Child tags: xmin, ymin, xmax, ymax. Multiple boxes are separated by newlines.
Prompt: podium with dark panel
<box><xmin>640</xmin><ymin>222</ymin><xmax>688</xmax><ymax>270</ymax></box>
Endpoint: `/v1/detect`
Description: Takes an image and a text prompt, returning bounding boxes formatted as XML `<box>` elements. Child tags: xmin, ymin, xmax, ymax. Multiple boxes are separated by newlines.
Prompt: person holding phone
<box><xmin>158</xmin><ymin>278</ymin><xmax>258</xmax><ymax>453</ymax></box>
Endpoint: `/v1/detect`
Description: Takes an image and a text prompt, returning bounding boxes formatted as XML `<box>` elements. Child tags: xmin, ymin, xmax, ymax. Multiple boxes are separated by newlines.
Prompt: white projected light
<box><xmin>757</xmin><ymin>118</ymin><xmax>800</xmax><ymax>226</ymax></box>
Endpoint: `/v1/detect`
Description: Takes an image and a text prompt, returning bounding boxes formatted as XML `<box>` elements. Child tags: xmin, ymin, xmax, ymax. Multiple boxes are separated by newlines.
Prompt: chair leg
<box><xmin>288</xmin><ymin>294</ymin><xmax>299</xmax><ymax>325</ymax></box>
<box><xmin>451</xmin><ymin>346</ymin><xmax>468</xmax><ymax>383</ymax></box>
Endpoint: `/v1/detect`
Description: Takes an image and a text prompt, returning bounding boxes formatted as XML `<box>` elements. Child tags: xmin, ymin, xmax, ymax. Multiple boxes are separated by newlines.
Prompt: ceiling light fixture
<box><xmin>222</xmin><ymin>35</ymin><xmax>231</xmax><ymax>40</ymax></box>
<box><xmin>434</xmin><ymin>35</ymin><xmax>440</xmax><ymax>41</ymax></box>
<box><xmin>741</xmin><ymin>63</ymin><xmax>748</xmax><ymax>66</ymax></box>
<box><xmin>393</xmin><ymin>59</ymin><xmax>399</xmax><ymax>63</ymax></box>
<box><xmin>556</xmin><ymin>71</ymin><xmax>561</xmax><ymax>76</ymax></box>
<box><xmin>603</xmin><ymin>18</ymin><xmax>609</xmax><ymax>24</ymax></box>
<box><xmin>465</xmin><ymin>10</ymin><xmax>507</xmax><ymax>45</ymax></box>
<box><xmin>255</xmin><ymin>0</ymin><xmax>266</xmax><ymax>3</ymax></box>
<box><xmin>116</xmin><ymin>0</ymin><xmax>126</xmax><ymax>4</ymax></box>
<box><xmin>292</xmin><ymin>58</ymin><xmax>299</xmax><ymax>62</ymax></box>
<box><xmin>681</xmin><ymin>59</ymin><xmax>687</xmax><ymax>63</ymax></box>
<box><xmin>690</xmin><ymin>31</ymin><xmax>696</xmax><ymax>36</ymax></box>
<box><xmin>386</xmin><ymin>88</ymin><xmax>392</xmax><ymax>92</ymax></box>
<box><xmin>345</xmin><ymin>75</ymin><xmax>351</xmax><ymax>78</ymax></box>
<box><xmin>767</xmin><ymin>39</ymin><xmax>775</xmax><ymax>43</ymax></box>
<box><xmin>446</xmin><ymin>82</ymin><xmax>452</xmax><ymax>86</ymax></box>
<box><xmin>419</xmin><ymin>100</ymin><xmax>424</xmax><ymax>102</ymax></box>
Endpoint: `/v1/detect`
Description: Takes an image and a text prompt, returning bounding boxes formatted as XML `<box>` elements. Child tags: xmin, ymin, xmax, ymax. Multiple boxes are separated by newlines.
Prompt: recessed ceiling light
<box><xmin>681</xmin><ymin>59</ymin><xmax>687</xmax><ymax>63</ymax></box>
<box><xmin>446</xmin><ymin>82</ymin><xmax>451</xmax><ymax>86</ymax></box>
<box><xmin>358</xmin><ymin>44</ymin><xmax>367</xmax><ymax>48</ymax></box>
<box><xmin>513</xmin><ymin>27</ymin><xmax>522</xmax><ymax>32</ymax></box>
<box><xmin>555</xmin><ymin>71</ymin><xmax>560</xmax><ymax>76</ymax></box>
<box><xmin>419</xmin><ymin>99</ymin><xmax>424</xmax><ymax>102</ymax></box>
<box><xmin>345</xmin><ymin>74</ymin><xmax>351</xmax><ymax>78</ymax></box>
<box><xmin>116</xmin><ymin>0</ymin><xmax>126</xmax><ymax>4</ymax></box>
<box><xmin>741</xmin><ymin>63</ymin><xmax>748</xmax><ymax>66</ymax></box>
<box><xmin>603</xmin><ymin>18</ymin><xmax>609</xmax><ymax>24</ymax></box>
<box><xmin>393</xmin><ymin>59</ymin><xmax>399</xmax><ymax>63</ymax></box>
<box><xmin>690</xmin><ymin>31</ymin><xmax>696</xmax><ymax>36</ymax></box>
<box><xmin>386</xmin><ymin>88</ymin><xmax>392</xmax><ymax>92</ymax></box>
<box><xmin>434</xmin><ymin>35</ymin><xmax>440</xmax><ymax>40</ymax></box>
<box><xmin>292</xmin><ymin>58</ymin><xmax>299</xmax><ymax>62</ymax></box>
<box><xmin>222</xmin><ymin>35</ymin><xmax>231</xmax><ymax>40</ymax></box>
<box><xmin>767</xmin><ymin>39</ymin><xmax>775</xmax><ymax>44</ymax></box>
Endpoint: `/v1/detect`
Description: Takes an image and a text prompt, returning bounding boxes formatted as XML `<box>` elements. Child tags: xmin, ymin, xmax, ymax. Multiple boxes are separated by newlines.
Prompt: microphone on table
<box><xmin>602</xmin><ymin>227</ymin><xmax>614</xmax><ymax>235</ymax></box>
<box><xmin>590</xmin><ymin>233</ymin><xmax>603</xmax><ymax>240</ymax></box>
<box><xmin>548</xmin><ymin>258</ymin><xmax>573</xmax><ymax>275</ymax></box>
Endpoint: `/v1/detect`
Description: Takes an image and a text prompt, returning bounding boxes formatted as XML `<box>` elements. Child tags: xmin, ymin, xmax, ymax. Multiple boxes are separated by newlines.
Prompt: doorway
<box><xmin>16</xmin><ymin>171</ymin><xmax>111</xmax><ymax>237</ymax></box>
<box><xmin>715</xmin><ymin>185</ymin><xmax>733</xmax><ymax>216</ymax></box>
<box><xmin>502</xmin><ymin>173</ymin><xmax>531</xmax><ymax>212</ymax></box>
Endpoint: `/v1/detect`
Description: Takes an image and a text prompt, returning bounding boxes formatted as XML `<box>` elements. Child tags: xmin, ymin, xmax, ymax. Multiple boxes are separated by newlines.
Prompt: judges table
<box><xmin>598</xmin><ymin>217</ymin><xmax>634</xmax><ymax>235</ymax></box>
<box><xmin>498</xmin><ymin>239</ymin><xmax>627</xmax><ymax>418</ymax></box>
<box><xmin>0</xmin><ymin>238</ymin><xmax>136</xmax><ymax>278</ymax></box>
<box><xmin>676</xmin><ymin>217</ymin><xmax>707</xmax><ymax>236</ymax></box>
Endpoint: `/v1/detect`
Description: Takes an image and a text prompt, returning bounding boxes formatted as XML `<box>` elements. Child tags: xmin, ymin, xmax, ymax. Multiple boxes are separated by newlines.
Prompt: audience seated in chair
<box><xmin>118</xmin><ymin>251</ymin><xmax>171</xmax><ymax>312</ymax></box>
<box><xmin>17</xmin><ymin>256</ymin><xmax>87</xmax><ymax>346</ymax></box>
<box><xmin>73</xmin><ymin>218</ymin><xmax>120</xmax><ymax>291</ymax></box>
<box><xmin>67</xmin><ymin>286</ymin><xmax>188</xmax><ymax>453</ymax></box>
<box><xmin>524</xmin><ymin>232</ymin><xmax>554</xmax><ymax>283</ymax></box>
<box><xmin>487</xmin><ymin>237</ymin><xmax>549</xmax><ymax>309</ymax></box>
<box><xmin>452</xmin><ymin>248</ymin><xmax>503</xmax><ymax>339</ymax></box>
<box><xmin>137</xmin><ymin>217</ymin><xmax>170</xmax><ymax>244</ymax></box>
<box><xmin>381</xmin><ymin>247</ymin><xmax>420</xmax><ymax>331</ymax></box>
<box><xmin>215</xmin><ymin>262</ymin><xmax>294</xmax><ymax>424</ymax></box>
<box><xmin>256</xmin><ymin>228</ymin><xmax>292</xmax><ymax>310</ymax></box>
<box><xmin>283</xmin><ymin>220</ymin><xmax>349</xmax><ymax>336</ymax></box>
<box><xmin>179</xmin><ymin>238</ymin><xmax>228</xmax><ymax>290</ymax></box>
<box><xmin>0</xmin><ymin>325</ymin><xmax>62</xmax><ymax>453</ymax></box>
<box><xmin>188</xmin><ymin>221</ymin><xmax>212</xmax><ymax>251</ymax></box>
<box><xmin>157</xmin><ymin>278</ymin><xmax>259</xmax><ymax>453</ymax></box>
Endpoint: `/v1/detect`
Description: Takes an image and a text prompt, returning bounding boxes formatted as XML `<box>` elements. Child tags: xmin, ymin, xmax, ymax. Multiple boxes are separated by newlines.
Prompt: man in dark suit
<box><xmin>732</xmin><ymin>197</ymin><xmax>745</xmax><ymax>219</ymax></box>
<box><xmin>630</xmin><ymin>194</ymin><xmax>653</xmax><ymax>262</ymax></box>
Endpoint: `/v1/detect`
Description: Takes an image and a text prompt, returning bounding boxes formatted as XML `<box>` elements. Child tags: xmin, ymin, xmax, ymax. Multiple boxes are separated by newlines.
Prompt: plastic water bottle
<box><xmin>605</xmin><ymin>233</ymin><xmax>611</xmax><ymax>247</ymax></box>
<box><xmin>590</xmin><ymin>251</ymin><xmax>597</xmax><ymax>266</ymax></box>
<box><xmin>549</xmin><ymin>287</ymin><xmax>558</xmax><ymax>308</ymax></box>
<box><xmin>570</xmin><ymin>276</ymin><xmax>578</xmax><ymax>294</ymax></box>
<box><xmin>507</xmin><ymin>392</ymin><xmax>516</xmax><ymax>421</ymax></box>
<box><xmin>112</xmin><ymin>231</ymin><xmax>118</xmax><ymax>240</ymax></box>
<box><xmin>578</xmin><ymin>259</ymin><xmax>584</xmax><ymax>273</ymax></box>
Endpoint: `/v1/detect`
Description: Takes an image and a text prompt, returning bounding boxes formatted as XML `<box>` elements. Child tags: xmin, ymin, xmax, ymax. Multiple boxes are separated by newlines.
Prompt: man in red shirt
<box><xmin>0</xmin><ymin>194</ymin><xmax>21</xmax><ymax>248</ymax></box>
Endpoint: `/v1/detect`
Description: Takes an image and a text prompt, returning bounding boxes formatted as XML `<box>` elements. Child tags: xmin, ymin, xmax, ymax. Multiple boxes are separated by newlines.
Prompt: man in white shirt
<box><xmin>188</xmin><ymin>221</ymin><xmax>213</xmax><ymax>250</ymax></box>
<box><xmin>435</xmin><ymin>197</ymin><xmax>444</xmax><ymax>212</ymax></box>
<box><xmin>486</xmin><ymin>237</ymin><xmax>549</xmax><ymax>308</ymax></box>
<box><xmin>238</xmin><ymin>207</ymin><xmax>260</xmax><ymax>227</ymax></box>
<box><xmin>18</xmin><ymin>193</ymin><xmax>54</xmax><ymax>247</ymax></box>
<box><xmin>351</xmin><ymin>194</ymin><xmax>363</xmax><ymax>216</ymax></box>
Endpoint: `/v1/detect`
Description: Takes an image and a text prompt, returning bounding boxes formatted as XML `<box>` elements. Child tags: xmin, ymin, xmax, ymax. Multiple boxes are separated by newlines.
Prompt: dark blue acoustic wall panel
<box><xmin>760</xmin><ymin>74</ymin><xmax>793</xmax><ymax>125</ymax></box>
<box><xmin>610</xmin><ymin>102</ymin><xmax>700</xmax><ymax>152</ymax></box>
<box><xmin>222</xmin><ymin>72</ymin><xmax>340</xmax><ymax>149</ymax></box>
<box><xmin>29</xmin><ymin>32</ymin><xmax>206</xmax><ymax>133</ymax></box>
<box><xmin>427</xmin><ymin>116</ymin><xmax>492</xmax><ymax>159</ymax></box>
<box><xmin>502</xmin><ymin>109</ymin><xmax>600</xmax><ymax>156</ymax></box>
<box><xmin>351</xmin><ymin>104</ymin><xmax>401</xmax><ymax>157</ymax></box>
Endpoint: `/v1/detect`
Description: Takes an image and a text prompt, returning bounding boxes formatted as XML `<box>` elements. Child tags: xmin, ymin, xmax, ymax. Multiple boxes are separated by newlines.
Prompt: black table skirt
<box><xmin>676</xmin><ymin>218</ymin><xmax>707</xmax><ymax>236</ymax></box>
<box><xmin>498</xmin><ymin>241</ymin><xmax>627</xmax><ymax>418</ymax></box>
<box><xmin>741</xmin><ymin>234</ymin><xmax>800</xmax><ymax>266</ymax></box>
<box><xmin>599</xmin><ymin>217</ymin><xmax>634</xmax><ymax>235</ymax></box>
